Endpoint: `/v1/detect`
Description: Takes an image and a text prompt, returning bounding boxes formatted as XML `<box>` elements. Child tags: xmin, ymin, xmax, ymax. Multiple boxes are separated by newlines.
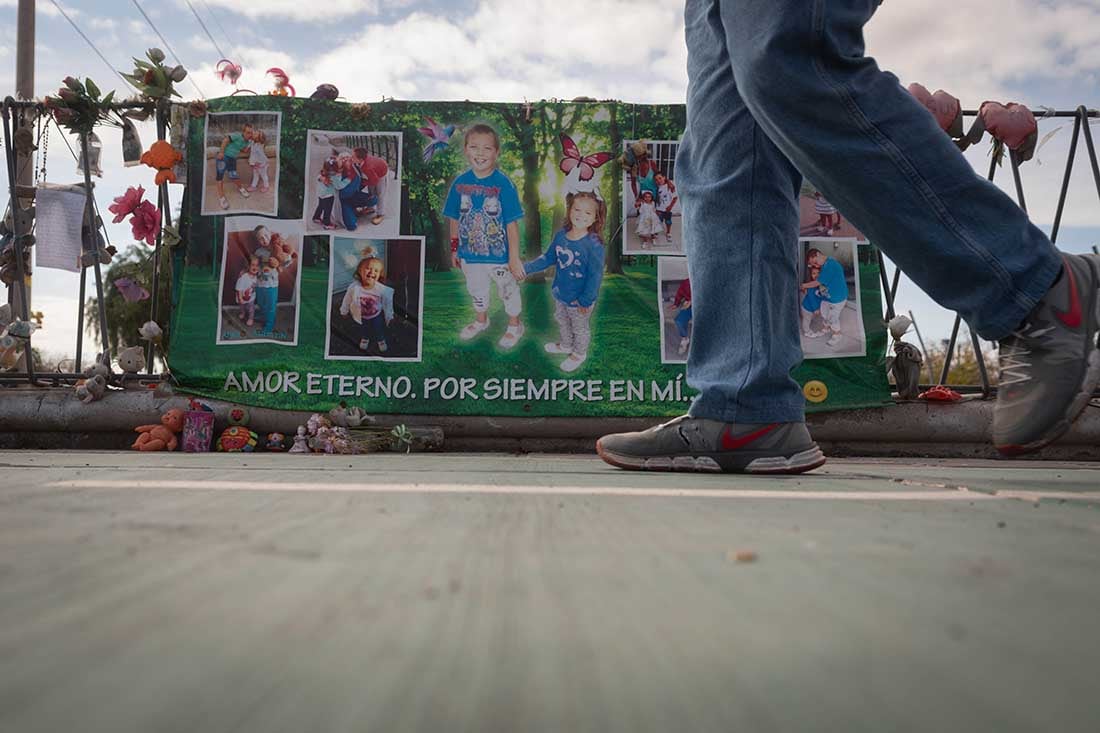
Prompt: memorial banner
<box><xmin>170</xmin><ymin>96</ymin><xmax>890</xmax><ymax>417</ymax></box>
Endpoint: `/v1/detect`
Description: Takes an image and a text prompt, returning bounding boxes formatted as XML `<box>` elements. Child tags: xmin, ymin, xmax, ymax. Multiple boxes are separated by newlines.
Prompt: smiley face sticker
<box><xmin>803</xmin><ymin>380</ymin><xmax>828</xmax><ymax>403</ymax></box>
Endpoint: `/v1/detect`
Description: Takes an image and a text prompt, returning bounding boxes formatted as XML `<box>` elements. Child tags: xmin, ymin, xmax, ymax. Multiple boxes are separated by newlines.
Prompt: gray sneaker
<box><xmin>596</xmin><ymin>416</ymin><xmax>826</xmax><ymax>474</ymax></box>
<box><xmin>994</xmin><ymin>254</ymin><xmax>1100</xmax><ymax>455</ymax></box>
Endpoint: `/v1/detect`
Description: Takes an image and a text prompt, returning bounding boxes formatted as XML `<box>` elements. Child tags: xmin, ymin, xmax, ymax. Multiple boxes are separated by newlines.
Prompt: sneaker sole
<box><xmin>595</xmin><ymin>440</ymin><xmax>827</xmax><ymax>475</ymax></box>
<box><xmin>996</xmin><ymin>345</ymin><xmax>1100</xmax><ymax>457</ymax></box>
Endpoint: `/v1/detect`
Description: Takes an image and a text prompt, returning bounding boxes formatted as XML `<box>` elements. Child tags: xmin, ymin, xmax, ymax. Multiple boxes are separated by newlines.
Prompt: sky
<box><xmin>1</xmin><ymin>0</ymin><xmax>1099</xmax><ymax>363</ymax></box>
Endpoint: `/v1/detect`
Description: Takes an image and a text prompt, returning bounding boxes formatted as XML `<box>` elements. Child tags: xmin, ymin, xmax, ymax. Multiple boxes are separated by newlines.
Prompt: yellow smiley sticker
<box><xmin>803</xmin><ymin>380</ymin><xmax>828</xmax><ymax>403</ymax></box>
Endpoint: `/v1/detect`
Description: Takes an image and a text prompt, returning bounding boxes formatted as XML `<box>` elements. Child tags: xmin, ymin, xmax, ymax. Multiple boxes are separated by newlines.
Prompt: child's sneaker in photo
<box><xmin>678</xmin><ymin>337</ymin><xmax>690</xmax><ymax>355</ymax></box>
<box><xmin>545</xmin><ymin>342</ymin><xmax>571</xmax><ymax>354</ymax></box>
<box><xmin>560</xmin><ymin>353</ymin><xmax>586</xmax><ymax>373</ymax></box>
<box><xmin>498</xmin><ymin>323</ymin><xmax>524</xmax><ymax>349</ymax></box>
<box><xmin>459</xmin><ymin>319</ymin><xmax>490</xmax><ymax>341</ymax></box>
<box><xmin>597</xmin><ymin>416</ymin><xmax>826</xmax><ymax>474</ymax></box>
<box><xmin>219</xmin><ymin>197</ymin><xmax>229</xmax><ymax>210</ymax></box>
<box><xmin>238</xmin><ymin>187</ymin><xmax>250</xmax><ymax>198</ymax></box>
<box><xmin>994</xmin><ymin>253</ymin><xmax>1100</xmax><ymax>455</ymax></box>
<box><xmin>826</xmin><ymin>333</ymin><xmax>842</xmax><ymax>347</ymax></box>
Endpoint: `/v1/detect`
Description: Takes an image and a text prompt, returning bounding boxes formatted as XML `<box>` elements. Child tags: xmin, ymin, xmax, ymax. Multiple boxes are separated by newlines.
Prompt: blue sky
<box><xmin>1</xmin><ymin>0</ymin><xmax>1099</xmax><ymax>360</ymax></box>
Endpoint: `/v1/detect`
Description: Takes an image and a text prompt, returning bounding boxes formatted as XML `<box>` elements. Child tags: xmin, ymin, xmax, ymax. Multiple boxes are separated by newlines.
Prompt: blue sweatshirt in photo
<box><xmin>524</xmin><ymin>230</ymin><xmax>605</xmax><ymax>308</ymax></box>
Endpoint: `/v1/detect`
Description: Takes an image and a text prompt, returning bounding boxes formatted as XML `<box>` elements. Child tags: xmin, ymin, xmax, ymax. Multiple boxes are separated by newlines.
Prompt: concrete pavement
<box><xmin>2</xmin><ymin>451</ymin><xmax>1100</xmax><ymax>732</ymax></box>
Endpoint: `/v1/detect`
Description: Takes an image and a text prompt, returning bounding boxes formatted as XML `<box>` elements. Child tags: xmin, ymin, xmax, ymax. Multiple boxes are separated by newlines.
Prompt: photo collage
<box><xmin>208</xmin><ymin>113</ymin><xmax>424</xmax><ymax>360</ymax></box>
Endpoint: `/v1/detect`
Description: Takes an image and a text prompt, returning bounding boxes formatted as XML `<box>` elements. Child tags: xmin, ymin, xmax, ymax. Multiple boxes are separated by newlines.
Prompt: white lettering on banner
<box><xmin>218</xmin><ymin>372</ymin><xmax>691</xmax><ymax>403</ymax></box>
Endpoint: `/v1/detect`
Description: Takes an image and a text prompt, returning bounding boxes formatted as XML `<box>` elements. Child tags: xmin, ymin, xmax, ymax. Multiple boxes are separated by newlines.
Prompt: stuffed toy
<box><xmin>132</xmin><ymin>408</ymin><xmax>185</xmax><ymax>451</ymax></box>
<box><xmin>310</xmin><ymin>84</ymin><xmax>339</xmax><ymax>101</ymax></box>
<box><xmin>264</xmin><ymin>432</ymin><xmax>287</xmax><ymax>451</ymax></box>
<box><xmin>75</xmin><ymin>374</ymin><xmax>107</xmax><ymax>404</ymax></box>
<box><xmin>216</xmin><ymin>405</ymin><xmax>258</xmax><ymax>452</ymax></box>
<box><xmin>117</xmin><ymin>345</ymin><xmax>144</xmax><ymax>374</ymax></box>
<box><xmin>140</xmin><ymin>140</ymin><xmax>183</xmax><ymax>186</ymax></box>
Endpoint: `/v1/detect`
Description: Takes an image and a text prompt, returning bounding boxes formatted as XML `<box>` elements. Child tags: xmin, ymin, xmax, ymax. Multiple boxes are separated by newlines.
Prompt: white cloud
<box><xmin>199</xmin><ymin>0</ymin><xmax>378</xmax><ymax>20</ymax></box>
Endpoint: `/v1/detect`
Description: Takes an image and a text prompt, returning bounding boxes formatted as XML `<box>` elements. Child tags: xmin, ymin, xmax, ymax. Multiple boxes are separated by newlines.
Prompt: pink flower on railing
<box><xmin>131</xmin><ymin>200</ymin><xmax>161</xmax><ymax>245</ymax></box>
<box><xmin>108</xmin><ymin>185</ymin><xmax>146</xmax><ymax>223</ymax></box>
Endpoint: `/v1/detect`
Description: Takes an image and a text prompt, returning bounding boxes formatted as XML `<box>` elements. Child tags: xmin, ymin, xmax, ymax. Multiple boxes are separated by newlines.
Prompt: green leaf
<box><xmin>85</xmin><ymin>77</ymin><xmax>100</xmax><ymax>99</ymax></box>
<box><xmin>102</xmin><ymin>91</ymin><xmax>115</xmax><ymax>107</ymax></box>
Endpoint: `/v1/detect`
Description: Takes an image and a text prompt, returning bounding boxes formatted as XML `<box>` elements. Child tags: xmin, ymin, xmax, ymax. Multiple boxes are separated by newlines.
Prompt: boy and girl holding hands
<box><xmin>440</xmin><ymin>123</ymin><xmax>606</xmax><ymax>373</ymax></box>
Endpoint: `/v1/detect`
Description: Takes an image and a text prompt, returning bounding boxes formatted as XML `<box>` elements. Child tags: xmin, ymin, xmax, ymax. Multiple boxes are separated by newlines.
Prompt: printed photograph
<box><xmin>325</xmin><ymin>236</ymin><xmax>425</xmax><ymax>361</ymax></box>
<box><xmin>303</xmin><ymin>130</ymin><xmax>402</xmax><ymax>238</ymax></box>
<box><xmin>201</xmin><ymin>112</ymin><xmax>281</xmax><ymax>216</ymax></box>
<box><xmin>623</xmin><ymin>139</ymin><xmax>682</xmax><ymax>256</ymax></box>
<box><xmin>798</xmin><ymin>238</ymin><xmax>866</xmax><ymax>359</ymax></box>
<box><xmin>658</xmin><ymin>256</ymin><xmax>692</xmax><ymax>364</ymax></box>
<box><xmin>216</xmin><ymin>216</ymin><xmax>302</xmax><ymax>345</ymax></box>
<box><xmin>798</xmin><ymin>180</ymin><xmax>867</xmax><ymax>240</ymax></box>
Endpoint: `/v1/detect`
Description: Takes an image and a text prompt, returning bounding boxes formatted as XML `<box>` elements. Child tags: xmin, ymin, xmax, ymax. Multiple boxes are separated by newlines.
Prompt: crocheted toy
<box><xmin>264</xmin><ymin>432</ymin><xmax>287</xmax><ymax>451</ymax></box>
<box><xmin>132</xmin><ymin>407</ymin><xmax>185</xmax><ymax>451</ymax></box>
<box><xmin>216</xmin><ymin>406</ymin><xmax>258</xmax><ymax>452</ymax></box>
<box><xmin>140</xmin><ymin>140</ymin><xmax>183</xmax><ymax>186</ymax></box>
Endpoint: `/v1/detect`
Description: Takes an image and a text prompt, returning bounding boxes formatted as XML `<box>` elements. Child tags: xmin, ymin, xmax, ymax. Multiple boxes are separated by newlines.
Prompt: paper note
<box><xmin>34</xmin><ymin>183</ymin><xmax>87</xmax><ymax>273</ymax></box>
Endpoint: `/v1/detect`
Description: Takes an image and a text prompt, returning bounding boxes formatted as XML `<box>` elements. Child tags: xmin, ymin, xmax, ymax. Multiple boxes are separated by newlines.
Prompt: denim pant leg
<box><xmin>679</xmin><ymin>0</ymin><xmax>806</xmax><ymax>423</ymax></box>
<box><xmin>675</xmin><ymin>307</ymin><xmax>693</xmax><ymax>338</ymax></box>
<box><xmin>714</xmin><ymin>0</ymin><xmax>1061</xmax><ymax>339</ymax></box>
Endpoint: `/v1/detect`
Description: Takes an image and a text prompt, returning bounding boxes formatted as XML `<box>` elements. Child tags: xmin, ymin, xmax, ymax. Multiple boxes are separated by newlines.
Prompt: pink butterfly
<box><xmin>216</xmin><ymin>59</ymin><xmax>243</xmax><ymax>85</ymax></box>
<box><xmin>418</xmin><ymin>116</ymin><xmax>455</xmax><ymax>162</ymax></box>
<box><xmin>114</xmin><ymin>277</ymin><xmax>150</xmax><ymax>303</ymax></box>
<box><xmin>558</xmin><ymin>134</ymin><xmax>612</xmax><ymax>182</ymax></box>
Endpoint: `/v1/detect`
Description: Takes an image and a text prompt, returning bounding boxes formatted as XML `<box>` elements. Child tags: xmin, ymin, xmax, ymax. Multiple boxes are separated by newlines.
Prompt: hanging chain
<box><xmin>34</xmin><ymin>113</ymin><xmax>49</xmax><ymax>184</ymax></box>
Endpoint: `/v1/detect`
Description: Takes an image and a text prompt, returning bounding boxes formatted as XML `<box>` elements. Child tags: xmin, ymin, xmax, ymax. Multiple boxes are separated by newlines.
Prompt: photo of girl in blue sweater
<box><xmin>524</xmin><ymin>191</ymin><xmax>607</xmax><ymax>373</ymax></box>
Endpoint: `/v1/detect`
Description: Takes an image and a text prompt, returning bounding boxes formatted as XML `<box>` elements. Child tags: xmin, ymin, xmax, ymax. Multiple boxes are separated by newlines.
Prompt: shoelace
<box><xmin>999</xmin><ymin>324</ymin><xmax>1055</xmax><ymax>386</ymax></box>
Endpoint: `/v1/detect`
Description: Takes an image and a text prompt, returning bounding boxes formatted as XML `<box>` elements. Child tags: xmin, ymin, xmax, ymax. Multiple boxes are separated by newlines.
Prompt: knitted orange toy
<box><xmin>141</xmin><ymin>140</ymin><xmax>183</xmax><ymax>186</ymax></box>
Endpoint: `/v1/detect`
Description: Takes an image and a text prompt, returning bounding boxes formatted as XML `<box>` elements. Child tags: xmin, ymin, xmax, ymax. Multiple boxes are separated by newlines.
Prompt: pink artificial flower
<box><xmin>130</xmin><ymin>200</ymin><xmax>161</xmax><ymax>245</ymax></box>
<box><xmin>108</xmin><ymin>186</ymin><xmax>146</xmax><ymax>224</ymax></box>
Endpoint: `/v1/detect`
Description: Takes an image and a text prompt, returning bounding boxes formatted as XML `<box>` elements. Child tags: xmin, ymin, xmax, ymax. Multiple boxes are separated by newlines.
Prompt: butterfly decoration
<box><xmin>418</xmin><ymin>116</ymin><xmax>455</xmax><ymax>162</ymax></box>
<box><xmin>558</xmin><ymin>134</ymin><xmax>612</xmax><ymax>182</ymax></box>
<box><xmin>114</xmin><ymin>277</ymin><xmax>150</xmax><ymax>303</ymax></box>
<box><xmin>215</xmin><ymin>59</ymin><xmax>242</xmax><ymax>86</ymax></box>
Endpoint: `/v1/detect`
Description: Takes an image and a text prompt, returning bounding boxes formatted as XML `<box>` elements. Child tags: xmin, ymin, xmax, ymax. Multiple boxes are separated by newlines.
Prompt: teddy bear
<box><xmin>75</xmin><ymin>373</ymin><xmax>107</xmax><ymax>404</ymax></box>
<box><xmin>268</xmin><ymin>233</ymin><xmax>298</xmax><ymax>266</ymax></box>
<box><xmin>140</xmin><ymin>140</ymin><xmax>183</xmax><ymax>186</ymax></box>
<box><xmin>132</xmin><ymin>408</ymin><xmax>185</xmax><ymax>451</ymax></box>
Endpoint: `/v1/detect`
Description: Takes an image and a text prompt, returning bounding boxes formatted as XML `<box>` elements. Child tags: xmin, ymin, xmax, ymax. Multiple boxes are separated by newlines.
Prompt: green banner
<box><xmin>169</xmin><ymin>96</ymin><xmax>890</xmax><ymax>417</ymax></box>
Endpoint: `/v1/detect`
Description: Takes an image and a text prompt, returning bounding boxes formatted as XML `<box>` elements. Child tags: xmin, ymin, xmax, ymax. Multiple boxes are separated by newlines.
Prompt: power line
<box><xmin>199</xmin><ymin>0</ymin><xmax>243</xmax><ymax>62</ymax></box>
<box><xmin>129</xmin><ymin>0</ymin><xmax>207</xmax><ymax>99</ymax></box>
<box><xmin>46</xmin><ymin>0</ymin><xmax>131</xmax><ymax>88</ymax></box>
<box><xmin>183</xmin><ymin>0</ymin><xmax>227</xmax><ymax>60</ymax></box>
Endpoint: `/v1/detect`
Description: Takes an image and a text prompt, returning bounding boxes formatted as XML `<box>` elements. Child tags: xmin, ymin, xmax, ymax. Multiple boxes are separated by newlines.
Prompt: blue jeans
<box><xmin>339</xmin><ymin>175</ymin><xmax>378</xmax><ymax>231</ymax></box>
<box><xmin>255</xmin><ymin>286</ymin><xmax>277</xmax><ymax>335</ymax></box>
<box><xmin>675</xmin><ymin>306</ymin><xmax>693</xmax><ymax>338</ymax></box>
<box><xmin>678</xmin><ymin>0</ymin><xmax>1062</xmax><ymax>423</ymax></box>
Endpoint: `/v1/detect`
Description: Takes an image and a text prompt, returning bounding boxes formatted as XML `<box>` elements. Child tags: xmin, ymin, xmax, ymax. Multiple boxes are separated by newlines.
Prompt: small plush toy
<box><xmin>216</xmin><ymin>405</ymin><xmax>258</xmax><ymax>452</ymax></box>
<box><xmin>132</xmin><ymin>407</ymin><xmax>185</xmax><ymax>451</ymax></box>
<box><xmin>264</xmin><ymin>432</ymin><xmax>287</xmax><ymax>451</ymax></box>
<box><xmin>140</xmin><ymin>140</ymin><xmax>183</xmax><ymax>186</ymax></box>
<box><xmin>75</xmin><ymin>374</ymin><xmax>107</xmax><ymax>404</ymax></box>
<box><xmin>216</xmin><ymin>425</ymin><xmax>258</xmax><ymax>452</ymax></box>
<box><xmin>117</xmin><ymin>345</ymin><xmax>144</xmax><ymax>374</ymax></box>
<box><xmin>269</xmin><ymin>237</ymin><xmax>297</xmax><ymax>266</ymax></box>
<box><xmin>84</xmin><ymin>352</ymin><xmax>112</xmax><ymax>381</ymax></box>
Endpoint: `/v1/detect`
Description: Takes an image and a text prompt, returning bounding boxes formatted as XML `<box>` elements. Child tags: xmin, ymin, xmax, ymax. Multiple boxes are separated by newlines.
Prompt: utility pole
<box><xmin>10</xmin><ymin>0</ymin><xmax>34</xmax><ymax>369</ymax></box>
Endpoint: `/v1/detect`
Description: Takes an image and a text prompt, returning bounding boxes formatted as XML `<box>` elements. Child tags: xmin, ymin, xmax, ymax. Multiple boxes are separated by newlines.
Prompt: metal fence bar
<box><xmin>1049</xmin><ymin>112</ymin><xmax>1082</xmax><ymax>245</ymax></box>
<box><xmin>79</xmin><ymin>131</ymin><xmax>112</xmax><ymax>364</ymax></box>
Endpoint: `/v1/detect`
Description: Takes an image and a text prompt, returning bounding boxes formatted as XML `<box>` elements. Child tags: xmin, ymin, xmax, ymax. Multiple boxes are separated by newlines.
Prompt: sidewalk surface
<box><xmin>3</xmin><ymin>451</ymin><xmax>1100</xmax><ymax>732</ymax></box>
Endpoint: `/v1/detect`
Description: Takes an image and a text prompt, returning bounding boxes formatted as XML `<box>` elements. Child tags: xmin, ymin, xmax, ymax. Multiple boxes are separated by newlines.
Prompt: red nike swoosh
<box><xmin>721</xmin><ymin>423</ymin><xmax>779</xmax><ymax>451</ymax></box>
<box><xmin>1054</xmin><ymin>261</ymin><xmax>1083</xmax><ymax>328</ymax></box>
